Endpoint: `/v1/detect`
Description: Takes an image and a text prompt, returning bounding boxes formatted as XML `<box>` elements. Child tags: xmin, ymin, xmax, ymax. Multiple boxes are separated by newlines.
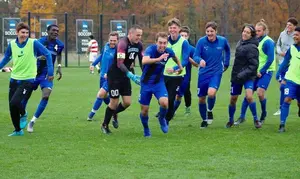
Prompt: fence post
<box><xmin>99</xmin><ymin>14</ymin><xmax>103</xmax><ymax>50</ymax></box>
<box><xmin>28</xmin><ymin>11</ymin><xmax>31</xmax><ymax>37</ymax></box>
<box><xmin>64</xmin><ymin>12</ymin><xmax>68</xmax><ymax>67</ymax></box>
<box><xmin>131</xmin><ymin>14</ymin><xmax>135</xmax><ymax>25</ymax></box>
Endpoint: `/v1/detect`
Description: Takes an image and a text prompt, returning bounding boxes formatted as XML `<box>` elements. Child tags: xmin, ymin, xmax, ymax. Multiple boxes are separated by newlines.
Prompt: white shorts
<box><xmin>89</xmin><ymin>52</ymin><xmax>98</xmax><ymax>62</ymax></box>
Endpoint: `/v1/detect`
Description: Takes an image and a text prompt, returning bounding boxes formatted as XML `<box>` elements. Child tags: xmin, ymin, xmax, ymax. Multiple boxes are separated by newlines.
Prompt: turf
<box><xmin>1</xmin><ymin>67</ymin><xmax>300</xmax><ymax>179</ymax></box>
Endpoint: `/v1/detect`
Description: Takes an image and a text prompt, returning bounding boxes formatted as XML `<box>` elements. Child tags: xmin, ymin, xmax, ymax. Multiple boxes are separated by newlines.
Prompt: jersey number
<box><xmin>110</xmin><ymin>89</ymin><xmax>119</xmax><ymax>97</ymax></box>
<box><xmin>129</xmin><ymin>53</ymin><xmax>135</xmax><ymax>60</ymax></box>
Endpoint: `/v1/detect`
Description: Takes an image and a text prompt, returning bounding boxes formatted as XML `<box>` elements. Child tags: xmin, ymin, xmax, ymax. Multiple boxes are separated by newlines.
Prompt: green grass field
<box><xmin>1</xmin><ymin>67</ymin><xmax>300</xmax><ymax>179</ymax></box>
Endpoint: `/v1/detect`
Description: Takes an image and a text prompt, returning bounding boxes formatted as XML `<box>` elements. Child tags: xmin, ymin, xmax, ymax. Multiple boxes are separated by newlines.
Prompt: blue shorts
<box><xmin>100</xmin><ymin>77</ymin><xmax>108</xmax><ymax>92</ymax></box>
<box><xmin>230</xmin><ymin>80</ymin><xmax>254</xmax><ymax>96</ymax></box>
<box><xmin>33</xmin><ymin>75</ymin><xmax>53</xmax><ymax>90</ymax></box>
<box><xmin>254</xmin><ymin>71</ymin><xmax>273</xmax><ymax>91</ymax></box>
<box><xmin>284</xmin><ymin>81</ymin><xmax>300</xmax><ymax>101</ymax></box>
<box><xmin>197</xmin><ymin>74</ymin><xmax>222</xmax><ymax>97</ymax></box>
<box><xmin>139</xmin><ymin>82</ymin><xmax>168</xmax><ymax>106</ymax></box>
<box><xmin>177</xmin><ymin>74</ymin><xmax>190</xmax><ymax>97</ymax></box>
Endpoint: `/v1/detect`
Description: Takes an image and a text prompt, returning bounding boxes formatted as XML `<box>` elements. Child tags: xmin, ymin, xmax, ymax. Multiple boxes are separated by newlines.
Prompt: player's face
<box><xmin>206</xmin><ymin>27</ymin><xmax>217</xmax><ymax>42</ymax></box>
<box><xmin>286</xmin><ymin>22</ymin><xmax>296</xmax><ymax>33</ymax></box>
<box><xmin>17</xmin><ymin>28</ymin><xmax>29</xmax><ymax>43</ymax></box>
<box><xmin>156</xmin><ymin>37</ymin><xmax>168</xmax><ymax>53</ymax></box>
<box><xmin>129</xmin><ymin>29</ymin><xmax>143</xmax><ymax>44</ymax></box>
<box><xmin>168</xmin><ymin>24</ymin><xmax>180</xmax><ymax>39</ymax></box>
<box><xmin>255</xmin><ymin>25</ymin><xmax>265</xmax><ymax>38</ymax></box>
<box><xmin>242</xmin><ymin>27</ymin><xmax>252</xmax><ymax>41</ymax></box>
<box><xmin>293</xmin><ymin>31</ymin><xmax>300</xmax><ymax>44</ymax></box>
<box><xmin>109</xmin><ymin>35</ymin><xmax>118</xmax><ymax>48</ymax></box>
<box><xmin>48</xmin><ymin>26</ymin><xmax>59</xmax><ymax>40</ymax></box>
<box><xmin>180</xmin><ymin>32</ymin><xmax>189</xmax><ymax>40</ymax></box>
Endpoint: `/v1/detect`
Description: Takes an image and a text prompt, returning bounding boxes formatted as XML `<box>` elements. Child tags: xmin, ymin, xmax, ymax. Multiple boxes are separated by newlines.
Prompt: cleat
<box><xmin>87</xmin><ymin>117</ymin><xmax>93</xmax><ymax>121</ymax></box>
<box><xmin>184</xmin><ymin>106</ymin><xmax>191</xmax><ymax>116</ymax></box>
<box><xmin>207</xmin><ymin>111</ymin><xmax>213</xmax><ymax>124</ymax></box>
<box><xmin>27</xmin><ymin>121</ymin><xmax>35</xmax><ymax>133</ymax></box>
<box><xmin>234</xmin><ymin>118</ymin><xmax>246</xmax><ymax>126</ymax></box>
<box><xmin>273</xmin><ymin>109</ymin><xmax>281</xmax><ymax>116</ymax></box>
<box><xmin>260</xmin><ymin>111</ymin><xmax>267</xmax><ymax>124</ymax></box>
<box><xmin>225</xmin><ymin>121</ymin><xmax>234</xmax><ymax>128</ymax></box>
<box><xmin>8</xmin><ymin>130</ymin><xmax>24</xmax><ymax>136</ymax></box>
<box><xmin>254</xmin><ymin>120</ymin><xmax>262</xmax><ymax>129</ymax></box>
<box><xmin>200</xmin><ymin>121</ymin><xmax>208</xmax><ymax>129</ymax></box>
<box><xmin>101</xmin><ymin>124</ymin><xmax>112</xmax><ymax>134</ymax></box>
<box><xmin>278</xmin><ymin>124</ymin><xmax>286</xmax><ymax>133</ymax></box>
<box><xmin>158</xmin><ymin>118</ymin><xmax>168</xmax><ymax>133</ymax></box>
<box><xmin>112</xmin><ymin>114</ymin><xmax>119</xmax><ymax>129</ymax></box>
<box><xmin>20</xmin><ymin>112</ymin><xmax>28</xmax><ymax>129</ymax></box>
<box><xmin>143</xmin><ymin>128</ymin><xmax>151</xmax><ymax>137</ymax></box>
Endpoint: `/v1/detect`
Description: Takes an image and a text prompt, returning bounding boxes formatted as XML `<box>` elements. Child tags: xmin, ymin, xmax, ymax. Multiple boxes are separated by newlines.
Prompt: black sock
<box><xmin>115</xmin><ymin>103</ymin><xmax>126</xmax><ymax>114</ymax></box>
<box><xmin>103</xmin><ymin>106</ymin><xmax>115</xmax><ymax>126</ymax></box>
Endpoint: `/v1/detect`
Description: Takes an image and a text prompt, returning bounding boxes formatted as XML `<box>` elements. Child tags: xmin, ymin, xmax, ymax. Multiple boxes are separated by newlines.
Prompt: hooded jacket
<box><xmin>231</xmin><ymin>37</ymin><xmax>259</xmax><ymax>84</ymax></box>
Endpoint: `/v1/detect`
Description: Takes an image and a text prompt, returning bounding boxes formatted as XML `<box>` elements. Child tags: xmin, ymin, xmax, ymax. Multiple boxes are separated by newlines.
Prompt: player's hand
<box><xmin>257</xmin><ymin>73</ymin><xmax>262</xmax><ymax>78</ymax></box>
<box><xmin>281</xmin><ymin>52</ymin><xmax>286</xmax><ymax>57</ymax></box>
<box><xmin>159</xmin><ymin>53</ymin><xmax>169</xmax><ymax>61</ymax></box>
<box><xmin>199</xmin><ymin>60</ymin><xmax>206</xmax><ymax>67</ymax></box>
<box><xmin>90</xmin><ymin>66</ymin><xmax>94</xmax><ymax>71</ymax></box>
<box><xmin>175</xmin><ymin>66</ymin><xmax>183</xmax><ymax>75</ymax></box>
<box><xmin>166</xmin><ymin>68</ymin><xmax>174</xmax><ymax>74</ymax></box>
<box><xmin>47</xmin><ymin>76</ymin><xmax>54</xmax><ymax>81</ymax></box>
<box><xmin>56</xmin><ymin>67</ymin><xmax>62</xmax><ymax>81</ymax></box>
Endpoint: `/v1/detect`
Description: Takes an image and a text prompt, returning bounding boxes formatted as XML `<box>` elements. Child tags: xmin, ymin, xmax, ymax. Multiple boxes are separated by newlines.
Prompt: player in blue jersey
<box><xmin>276</xmin><ymin>27</ymin><xmax>300</xmax><ymax>132</ymax></box>
<box><xmin>236</xmin><ymin>19</ymin><xmax>276</xmax><ymax>125</ymax></box>
<box><xmin>193</xmin><ymin>21</ymin><xmax>231</xmax><ymax>128</ymax></box>
<box><xmin>87</xmin><ymin>32</ymin><xmax>119</xmax><ymax>126</ymax></box>
<box><xmin>139</xmin><ymin>32</ymin><xmax>183</xmax><ymax>137</ymax></box>
<box><xmin>26</xmin><ymin>24</ymin><xmax>64</xmax><ymax>133</ymax></box>
<box><xmin>173</xmin><ymin>26</ymin><xmax>197</xmax><ymax>116</ymax></box>
<box><xmin>0</xmin><ymin>22</ymin><xmax>53</xmax><ymax>136</ymax></box>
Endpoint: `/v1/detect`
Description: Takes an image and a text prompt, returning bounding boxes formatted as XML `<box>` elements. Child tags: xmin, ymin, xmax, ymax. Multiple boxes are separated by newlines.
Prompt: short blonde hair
<box><xmin>167</xmin><ymin>18</ymin><xmax>181</xmax><ymax>27</ymax></box>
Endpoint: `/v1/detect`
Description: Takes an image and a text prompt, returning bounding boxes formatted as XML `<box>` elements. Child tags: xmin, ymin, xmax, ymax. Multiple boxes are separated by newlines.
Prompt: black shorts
<box><xmin>108</xmin><ymin>78</ymin><xmax>132</xmax><ymax>98</ymax></box>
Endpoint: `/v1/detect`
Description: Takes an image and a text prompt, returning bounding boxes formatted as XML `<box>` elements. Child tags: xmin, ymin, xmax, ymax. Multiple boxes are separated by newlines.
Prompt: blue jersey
<box><xmin>193</xmin><ymin>36</ymin><xmax>230</xmax><ymax>77</ymax></box>
<box><xmin>37</xmin><ymin>36</ymin><xmax>64</xmax><ymax>76</ymax></box>
<box><xmin>92</xmin><ymin>43</ymin><xmax>116</xmax><ymax>78</ymax></box>
<box><xmin>141</xmin><ymin>44</ymin><xmax>175</xmax><ymax>84</ymax></box>
<box><xmin>258</xmin><ymin>35</ymin><xmax>275</xmax><ymax>74</ymax></box>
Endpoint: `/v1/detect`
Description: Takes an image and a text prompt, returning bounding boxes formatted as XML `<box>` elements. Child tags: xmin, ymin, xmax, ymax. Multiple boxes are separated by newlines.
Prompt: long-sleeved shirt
<box><xmin>276</xmin><ymin>29</ymin><xmax>295</xmax><ymax>64</ymax></box>
<box><xmin>168</xmin><ymin>35</ymin><xmax>190</xmax><ymax>70</ymax></box>
<box><xmin>258</xmin><ymin>35</ymin><xmax>275</xmax><ymax>74</ymax></box>
<box><xmin>92</xmin><ymin>43</ymin><xmax>116</xmax><ymax>78</ymax></box>
<box><xmin>276</xmin><ymin>44</ymin><xmax>300</xmax><ymax>81</ymax></box>
<box><xmin>0</xmin><ymin>38</ymin><xmax>53</xmax><ymax>77</ymax></box>
<box><xmin>193</xmin><ymin>35</ymin><xmax>230</xmax><ymax>77</ymax></box>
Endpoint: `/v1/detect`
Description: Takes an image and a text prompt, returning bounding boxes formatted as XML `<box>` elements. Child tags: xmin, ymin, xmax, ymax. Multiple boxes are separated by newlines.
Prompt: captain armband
<box><xmin>117</xmin><ymin>53</ymin><xmax>126</xmax><ymax>59</ymax></box>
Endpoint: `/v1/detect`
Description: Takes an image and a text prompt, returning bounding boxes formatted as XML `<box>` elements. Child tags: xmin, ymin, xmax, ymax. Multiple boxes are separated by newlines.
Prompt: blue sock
<box><xmin>260</xmin><ymin>98</ymin><xmax>267</xmax><ymax>114</ymax></box>
<box><xmin>240</xmin><ymin>97</ymin><xmax>248</xmax><ymax>119</ymax></box>
<box><xmin>248</xmin><ymin>102</ymin><xmax>258</xmax><ymax>121</ymax></box>
<box><xmin>173</xmin><ymin>100</ymin><xmax>181</xmax><ymax>112</ymax></box>
<box><xmin>88</xmin><ymin>98</ymin><xmax>103</xmax><ymax>118</ymax></box>
<box><xmin>34</xmin><ymin>99</ymin><xmax>48</xmax><ymax>118</ymax></box>
<box><xmin>198</xmin><ymin>103</ymin><xmax>207</xmax><ymax>121</ymax></box>
<box><xmin>280</xmin><ymin>85</ymin><xmax>285</xmax><ymax>108</ymax></box>
<box><xmin>280</xmin><ymin>102</ymin><xmax>290</xmax><ymax>125</ymax></box>
<box><xmin>207</xmin><ymin>96</ymin><xmax>216</xmax><ymax>111</ymax></box>
<box><xmin>159</xmin><ymin>106</ymin><xmax>168</xmax><ymax>120</ymax></box>
<box><xmin>140</xmin><ymin>113</ymin><xmax>149</xmax><ymax>129</ymax></box>
<box><xmin>103</xmin><ymin>97</ymin><xmax>110</xmax><ymax>105</ymax></box>
<box><xmin>228</xmin><ymin>105</ymin><xmax>236</xmax><ymax>123</ymax></box>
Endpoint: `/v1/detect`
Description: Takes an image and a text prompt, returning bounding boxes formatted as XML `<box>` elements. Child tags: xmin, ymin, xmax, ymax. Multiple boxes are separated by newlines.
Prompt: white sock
<box><xmin>31</xmin><ymin>116</ymin><xmax>37</xmax><ymax>123</ymax></box>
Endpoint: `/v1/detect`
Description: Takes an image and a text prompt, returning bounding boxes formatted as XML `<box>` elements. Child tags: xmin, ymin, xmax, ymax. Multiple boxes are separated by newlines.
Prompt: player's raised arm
<box><xmin>0</xmin><ymin>44</ymin><xmax>12</xmax><ymax>69</ymax></box>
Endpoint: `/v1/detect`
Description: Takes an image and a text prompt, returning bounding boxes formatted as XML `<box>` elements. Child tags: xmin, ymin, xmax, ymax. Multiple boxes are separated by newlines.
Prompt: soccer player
<box><xmin>86</xmin><ymin>35</ymin><xmax>99</xmax><ymax>74</ymax></box>
<box><xmin>0</xmin><ymin>22</ymin><xmax>53</xmax><ymax>136</ymax></box>
<box><xmin>226</xmin><ymin>24</ymin><xmax>261</xmax><ymax>128</ymax></box>
<box><xmin>139</xmin><ymin>32</ymin><xmax>183</xmax><ymax>137</ymax></box>
<box><xmin>156</xmin><ymin>18</ymin><xmax>190</xmax><ymax>124</ymax></box>
<box><xmin>236</xmin><ymin>19</ymin><xmax>275</xmax><ymax>125</ymax></box>
<box><xmin>274</xmin><ymin>17</ymin><xmax>298</xmax><ymax>116</ymax></box>
<box><xmin>87</xmin><ymin>32</ymin><xmax>118</xmax><ymax>124</ymax></box>
<box><xmin>26</xmin><ymin>24</ymin><xmax>64</xmax><ymax>133</ymax></box>
<box><xmin>101</xmin><ymin>25</ymin><xmax>143</xmax><ymax>134</ymax></box>
<box><xmin>193</xmin><ymin>21</ymin><xmax>231</xmax><ymax>128</ymax></box>
<box><xmin>173</xmin><ymin>26</ymin><xmax>197</xmax><ymax>116</ymax></box>
<box><xmin>276</xmin><ymin>26</ymin><xmax>300</xmax><ymax>132</ymax></box>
